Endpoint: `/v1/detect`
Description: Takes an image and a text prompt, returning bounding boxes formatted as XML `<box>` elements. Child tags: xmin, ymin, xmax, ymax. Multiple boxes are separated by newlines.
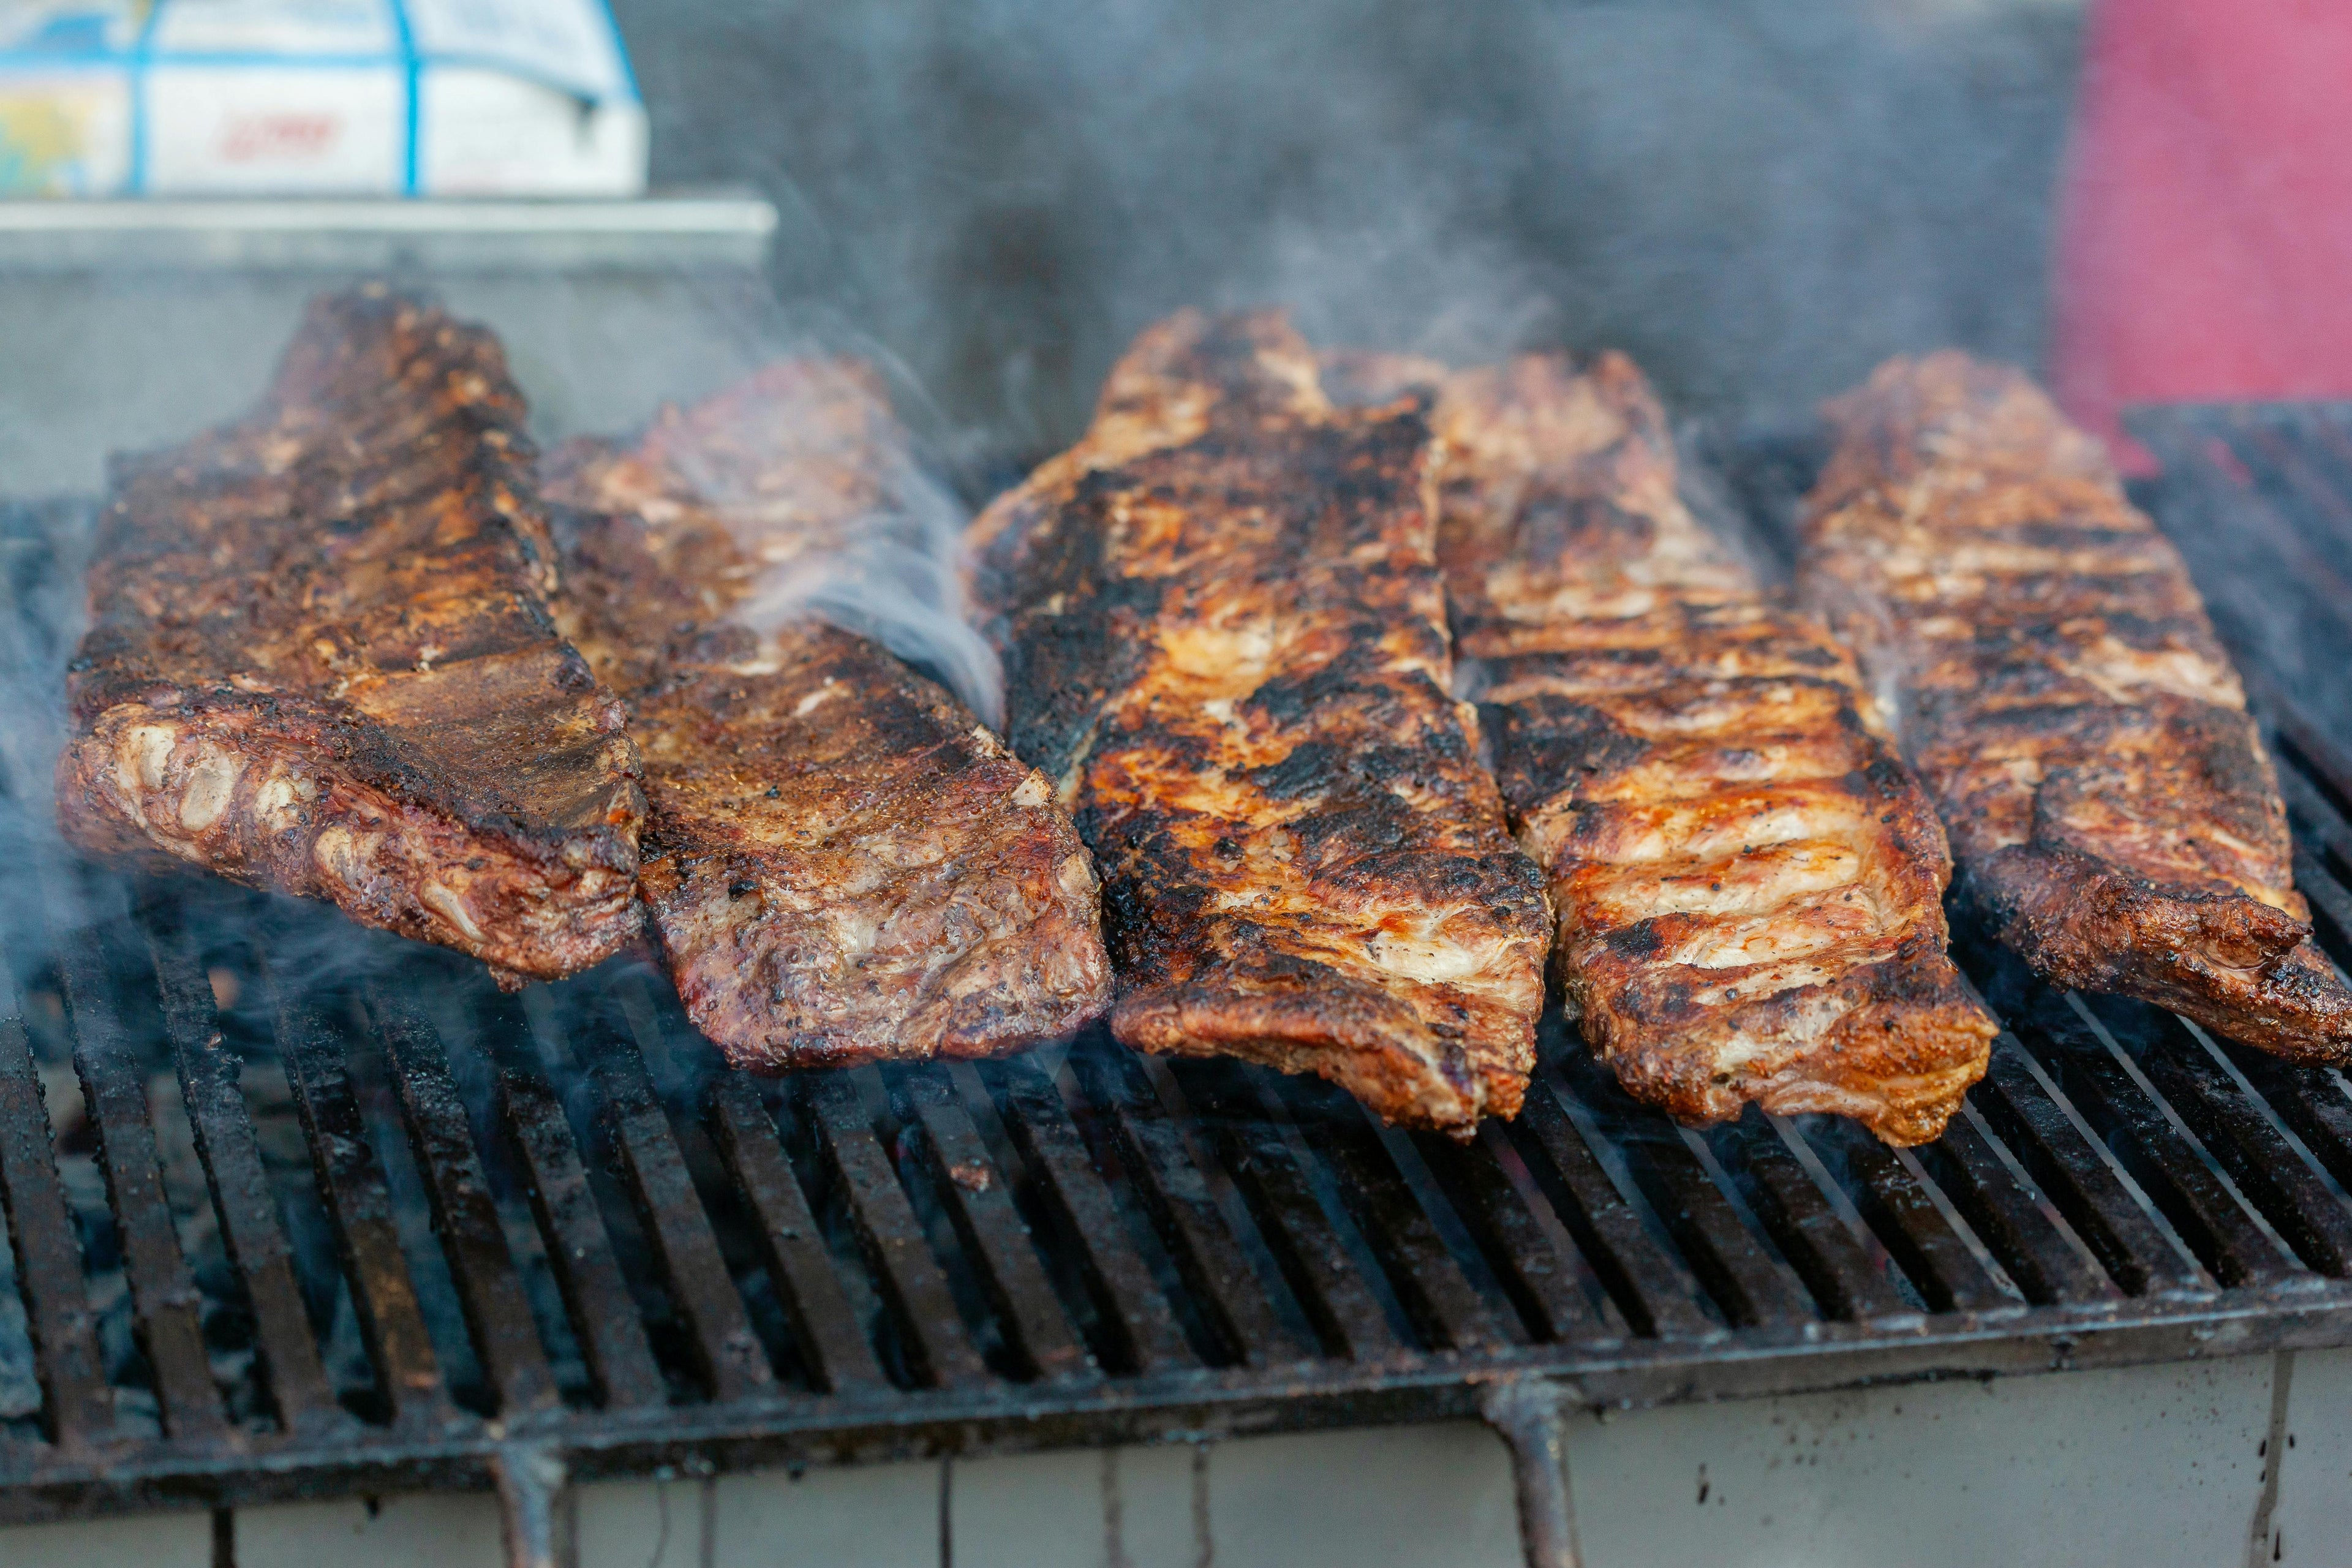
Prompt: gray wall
<box><xmin>612</xmin><ymin>0</ymin><xmax>2086</xmax><ymax>451</ymax></box>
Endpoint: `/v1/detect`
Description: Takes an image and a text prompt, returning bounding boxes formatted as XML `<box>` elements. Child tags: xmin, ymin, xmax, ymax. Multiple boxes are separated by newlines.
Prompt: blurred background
<box><xmin>609</xmin><ymin>0</ymin><xmax>2086</xmax><ymax>456</ymax></box>
<box><xmin>17</xmin><ymin>9</ymin><xmax>2352</xmax><ymax>1566</ymax></box>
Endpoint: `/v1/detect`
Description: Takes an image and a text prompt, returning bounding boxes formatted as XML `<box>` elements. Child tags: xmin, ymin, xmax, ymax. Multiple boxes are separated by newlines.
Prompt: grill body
<box><xmin>2</xmin><ymin>415</ymin><xmax>2352</xmax><ymax>1566</ymax></box>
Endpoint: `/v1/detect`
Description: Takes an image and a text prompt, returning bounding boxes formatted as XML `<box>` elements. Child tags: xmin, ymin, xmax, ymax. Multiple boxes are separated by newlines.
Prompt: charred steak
<box><xmin>968</xmin><ymin>311</ymin><xmax>1551</xmax><ymax>1136</ymax></box>
<box><xmin>57</xmin><ymin>289</ymin><xmax>644</xmax><ymax>979</ymax></box>
<box><xmin>1348</xmin><ymin>350</ymin><xmax>1994</xmax><ymax>1145</ymax></box>
<box><xmin>546</xmin><ymin>361</ymin><xmax>1112</xmax><ymax>1068</ymax></box>
<box><xmin>1801</xmin><ymin>352</ymin><xmax>2352</xmax><ymax>1060</ymax></box>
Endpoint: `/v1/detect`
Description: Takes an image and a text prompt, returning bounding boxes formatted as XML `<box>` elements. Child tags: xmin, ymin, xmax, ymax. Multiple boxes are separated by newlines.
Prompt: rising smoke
<box><xmin>712</xmin><ymin>349</ymin><xmax>1008</xmax><ymax>724</ymax></box>
<box><xmin>615</xmin><ymin>0</ymin><xmax>2082</xmax><ymax>454</ymax></box>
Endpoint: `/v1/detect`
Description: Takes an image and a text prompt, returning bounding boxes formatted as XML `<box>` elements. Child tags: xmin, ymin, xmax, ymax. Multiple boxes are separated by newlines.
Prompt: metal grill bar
<box><xmin>485</xmin><ymin>1018</ymin><xmax>665</xmax><ymax>1413</ymax></box>
<box><xmin>1415</xmin><ymin>1126</ymin><xmax>1606</xmax><ymax>1343</ymax></box>
<box><xmin>2021</xmin><ymin>990</ymin><xmax>2299</xmax><ymax>1292</ymax></box>
<box><xmin>802</xmin><ymin>1069</ymin><xmax>987</xmax><ymax>1389</ymax></box>
<box><xmin>2275</xmin><ymin>707</ymin><xmax>2352</xmax><ymax>814</ymax></box>
<box><xmin>1173</xmin><ymin>1058</ymin><xmax>1400</xmax><ymax>1362</ymax></box>
<box><xmin>270</xmin><ymin>968</ymin><xmax>451</xmax><ymax>1428</ymax></box>
<box><xmin>2291</xmin><ymin>849</ymin><xmax>2352</xmax><ymax>968</ymax></box>
<box><xmin>1708</xmin><ymin>1117</ymin><xmax>1911</xmax><ymax>1322</ymax></box>
<box><xmin>372</xmin><ymin>988</ymin><xmax>560</xmax><ymax>1418</ymax></box>
<box><xmin>55</xmin><ymin>940</ymin><xmax>221</xmax><ymax>1440</ymax></box>
<box><xmin>2282</xmin><ymin>769</ymin><xmax>2352</xmax><ymax>873</ymax></box>
<box><xmin>1065</xmin><ymin>1048</ymin><xmax>1299</xmax><ymax>1366</ymax></box>
<box><xmin>1558</xmin><ymin>1053</ymin><xmax>1810</xmax><ymax>1331</ymax></box>
<box><xmin>1839</xmin><ymin>1139</ymin><xmax>2011</xmax><ymax>1313</ymax></box>
<box><xmin>1918</xmin><ymin>1110</ymin><xmax>2111</xmax><ymax>1307</ymax></box>
<box><xmin>2132</xmin><ymin>1019</ymin><xmax>2352</xmax><ymax>1278</ymax></box>
<box><xmin>982</xmin><ymin>1057</ymin><xmax>1197</xmax><ymax>1374</ymax></box>
<box><xmin>147</xmin><ymin>921</ymin><xmax>339</xmax><ymax>1434</ymax></box>
<box><xmin>0</xmin><ymin>1011</ymin><xmax>108</xmax><ymax>1448</ymax></box>
<box><xmin>2231</xmin><ymin>1047</ymin><xmax>2352</xmax><ymax>1197</ymax></box>
<box><xmin>1640</xmin><ymin>1137</ymin><xmax>1811</xmax><ymax>1329</ymax></box>
<box><xmin>1278</xmin><ymin>1076</ymin><xmax>1513</xmax><ymax>1355</ymax></box>
<box><xmin>575</xmin><ymin>1010</ymin><xmax>773</xmax><ymax>1405</ymax></box>
<box><xmin>895</xmin><ymin>1067</ymin><xmax>1091</xmax><ymax>1382</ymax></box>
<box><xmin>1510</xmin><ymin>1083</ymin><xmax>1713</xmax><ymax>1340</ymax></box>
<box><xmin>1971</xmin><ymin>1042</ymin><xmax>2204</xmax><ymax>1298</ymax></box>
<box><xmin>706</xmin><ymin>1076</ymin><xmax>885</xmax><ymax>1396</ymax></box>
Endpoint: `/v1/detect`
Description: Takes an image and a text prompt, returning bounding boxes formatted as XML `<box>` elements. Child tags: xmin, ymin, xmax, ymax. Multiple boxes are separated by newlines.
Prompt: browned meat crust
<box><xmin>547</xmin><ymin>361</ymin><xmax>1111</xmax><ymax>1069</ymax></box>
<box><xmin>1420</xmin><ymin>352</ymin><xmax>1992</xmax><ymax>1145</ymax></box>
<box><xmin>56</xmin><ymin>288</ymin><xmax>644</xmax><ymax>979</ymax></box>
<box><xmin>1801</xmin><ymin>352</ymin><xmax>2352</xmax><ymax>1061</ymax></box>
<box><xmin>969</xmin><ymin>311</ymin><xmax>1551</xmax><ymax>1136</ymax></box>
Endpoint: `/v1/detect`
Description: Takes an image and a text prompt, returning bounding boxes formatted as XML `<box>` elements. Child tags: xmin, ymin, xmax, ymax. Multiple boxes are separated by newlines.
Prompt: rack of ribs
<box><xmin>1334</xmin><ymin>350</ymin><xmax>1994</xmax><ymax>1145</ymax></box>
<box><xmin>545</xmin><ymin>360</ymin><xmax>1111</xmax><ymax>1068</ymax></box>
<box><xmin>56</xmin><ymin>288</ymin><xmax>644</xmax><ymax>981</ymax></box>
<box><xmin>1800</xmin><ymin>352</ymin><xmax>2352</xmax><ymax>1060</ymax></box>
<box><xmin>967</xmin><ymin>311</ymin><xmax>1551</xmax><ymax>1136</ymax></box>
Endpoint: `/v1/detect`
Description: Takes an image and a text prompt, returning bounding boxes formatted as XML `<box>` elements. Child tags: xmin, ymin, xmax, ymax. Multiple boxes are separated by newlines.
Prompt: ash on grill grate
<box><xmin>2</xmin><ymin>445</ymin><xmax>2352</xmax><ymax>1568</ymax></box>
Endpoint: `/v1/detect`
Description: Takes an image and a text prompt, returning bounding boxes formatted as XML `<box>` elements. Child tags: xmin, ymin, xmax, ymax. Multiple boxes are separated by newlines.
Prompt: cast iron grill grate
<box><xmin>2</xmin><ymin>436</ymin><xmax>2352</xmax><ymax>1567</ymax></box>
<box><xmin>2126</xmin><ymin>401</ymin><xmax>2352</xmax><ymax>744</ymax></box>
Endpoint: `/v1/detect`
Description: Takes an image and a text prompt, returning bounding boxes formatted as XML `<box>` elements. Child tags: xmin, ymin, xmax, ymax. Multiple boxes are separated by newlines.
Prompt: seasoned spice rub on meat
<box><xmin>968</xmin><ymin>311</ymin><xmax>1551</xmax><ymax>1136</ymax></box>
<box><xmin>545</xmin><ymin>361</ymin><xmax>1110</xmax><ymax>1069</ymax></box>
<box><xmin>1394</xmin><ymin>352</ymin><xmax>1994</xmax><ymax>1145</ymax></box>
<box><xmin>57</xmin><ymin>289</ymin><xmax>644</xmax><ymax>980</ymax></box>
<box><xmin>1801</xmin><ymin>352</ymin><xmax>2352</xmax><ymax>1060</ymax></box>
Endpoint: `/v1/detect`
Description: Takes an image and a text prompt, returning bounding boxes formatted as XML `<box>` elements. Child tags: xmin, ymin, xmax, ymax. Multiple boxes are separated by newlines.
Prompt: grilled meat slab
<box><xmin>968</xmin><ymin>312</ymin><xmax>1551</xmax><ymax>1136</ymax></box>
<box><xmin>57</xmin><ymin>289</ymin><xmax>644</xmax><ymax>979</ymax></box>
<box><xmin>547</xmin><ymin>361</ymin><xmax>1111</xmax><ymax>1069</ymax></box>
<box><xmin>1407</xmin><ymin>352</ymin><xmax>1993</xmax><ymax>1144</ymax></box>
<box><xmin>1801</xmin><ymin>352</ymin><xmax>2352</xmax><ymax>1060</ymax></box>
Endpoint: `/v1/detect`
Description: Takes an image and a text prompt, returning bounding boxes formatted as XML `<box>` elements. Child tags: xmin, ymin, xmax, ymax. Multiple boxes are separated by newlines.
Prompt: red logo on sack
<box><xmin>218</xmin><ymin>113</ymin><xmax>341</xmax><ymax>163</ymax></box>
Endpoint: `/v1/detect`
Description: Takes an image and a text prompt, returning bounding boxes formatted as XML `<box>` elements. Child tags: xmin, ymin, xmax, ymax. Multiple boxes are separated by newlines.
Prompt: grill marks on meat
<box><xmin>611</xmin><ymin>626</ymin><xmax>1110</xmax><ymax>1069</ymax></box>
<box><xmin>1423</xmin><ymin>353</ymin><xmax>1994</xmax><ymax>1145</ymax></box>
<box><xmin>1801</xmin><ymin>353</ymin><xmax>2352</xmax><ymax>1060</ymax></box>
<box><xmin>970</xmin><ymin>311</ymin><xmax>1551</xmax><ymax>1136</ymax></box>
<box><xmin>56</xmin><ymin>289</ymin><xmax>644</xmax><ymax>979</ymax></box>
<box><xmin>546</xmin><ymin>361</ymin><xmax>1111</xmax><ymax>1069</ymax></box>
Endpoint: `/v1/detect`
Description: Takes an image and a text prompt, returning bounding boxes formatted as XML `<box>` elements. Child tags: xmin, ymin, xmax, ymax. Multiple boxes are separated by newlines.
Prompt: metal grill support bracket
<box><xmin>492</xmin><ymin>1440</ymin><xmax>575</xmax><ymax>1568</ymax></box>
<box><xmin>1479</xmin><ymin>1379</ymin><xmax>1585</xmax><ymax>1568</ymax></box>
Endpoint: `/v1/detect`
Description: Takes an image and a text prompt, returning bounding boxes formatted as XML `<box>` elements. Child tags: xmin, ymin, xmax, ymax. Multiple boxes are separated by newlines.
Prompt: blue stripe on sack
<box><xmin>388</xmin><ymin>0</ymin><xmax>418</xmax><ymax>195</ymax></box>
<box><xmin>589</xmin><ymin>0</ymin><xmax>640</xmax><ymax>104</ymax></box>
<box><xmin>0</xmin><ymin>47</ymin><xmax>127</xmax><ymax>66</ymax></box>
<box><xmin>126</xmin><ymin>0</ymin><xmax>165</xmax><ymax>194</ymax></box>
